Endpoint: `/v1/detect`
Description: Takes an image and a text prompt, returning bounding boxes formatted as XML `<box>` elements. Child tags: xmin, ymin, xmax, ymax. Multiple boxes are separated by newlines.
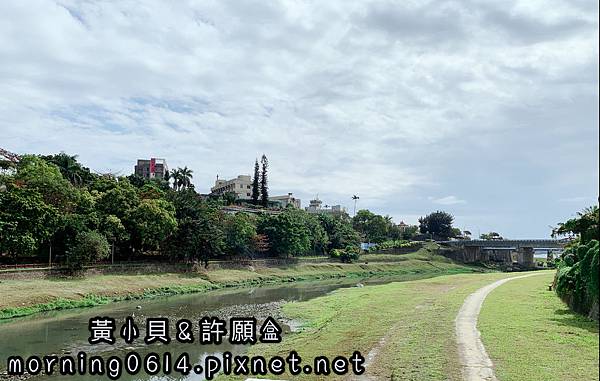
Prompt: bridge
<box><xmin>439</xmin><ymin>239</ymin><xmax>566</xmax><ymax>267</ymax></box>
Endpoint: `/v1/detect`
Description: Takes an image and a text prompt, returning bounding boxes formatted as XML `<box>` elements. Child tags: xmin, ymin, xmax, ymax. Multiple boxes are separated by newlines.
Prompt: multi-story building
<box><xmin>305</xmin><ymin>197</ymin><xmax>323</xmax><ymax>212</ymax></box>
<box><xmin>305</xmin><ymin>197</ymin><xmax>346</xmax><ymax>215</ymax></box>
<box><xmin>210</xmin><ymin>175</ymin><xmax>253</xmax><ymax>199</ymax></box>
<box><xmin>270</xmin><ymin>193</ymin><xmax>301</xmax><ymax>209</ymax></box>
<box><xmin>210</xmin><ymin>175</ymin><xmax>302</xmax><ymax>207</ymax></box>
<box><xmin>134</xmin><ymin>158</ymin><xmax>168</xmax><ymax>179</ymax></box>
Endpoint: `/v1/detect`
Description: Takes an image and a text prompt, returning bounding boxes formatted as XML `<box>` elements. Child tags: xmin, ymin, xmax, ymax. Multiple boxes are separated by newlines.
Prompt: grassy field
<box><xmin>219</xmin><ymin>272</ymin><xmax>526</xmax><ymax>381</ymax></box>
<box><xmin>479</xmin><ymin>271</ymin><xmax>599</xmax><ymax>381</ymax></box>
<box><xmin>0</xmin><ymin>244</ymin><xmax>479</xmax><ymax>319</ymax></box>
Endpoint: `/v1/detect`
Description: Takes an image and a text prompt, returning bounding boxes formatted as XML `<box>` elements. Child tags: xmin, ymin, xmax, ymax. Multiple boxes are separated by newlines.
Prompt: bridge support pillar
<box><xmin>517</xmin><ymin>247</ymin><xmax>534</xmax><ymax>267</ymax></box>
<box><xmin>463</xmin><ymin>246</ymin><xmax>481</xmax><ymax>262</ymax></box>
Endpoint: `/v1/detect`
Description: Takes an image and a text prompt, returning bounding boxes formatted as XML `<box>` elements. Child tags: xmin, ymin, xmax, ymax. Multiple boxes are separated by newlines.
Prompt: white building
<box><xmin>305</xmin><ymin>197</ymin><xmax>346</xmax><ymax>215</ymax></box>
<box><xmin>210</xmin><ymin>175</ymin><xmax>253</xmax><ymax>199</ymax></box>
<box><xmin>270</xmin><ymin>193</ymin><xmax>301</xmax><ymax>209</ymax></box>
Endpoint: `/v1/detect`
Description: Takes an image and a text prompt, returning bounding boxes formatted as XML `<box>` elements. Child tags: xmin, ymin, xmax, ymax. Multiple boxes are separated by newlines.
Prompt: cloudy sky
<box><xmin>1</xmin><ymin>0</ymin><xmax>598</xmax><ymax>238</ymax></box>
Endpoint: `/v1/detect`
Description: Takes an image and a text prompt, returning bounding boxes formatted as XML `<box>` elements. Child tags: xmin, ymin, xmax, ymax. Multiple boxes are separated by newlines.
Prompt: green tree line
<box><xmin>0</xmin><ymin>153</ymin><xmax>428</xmax><ymax>274</ymax></box>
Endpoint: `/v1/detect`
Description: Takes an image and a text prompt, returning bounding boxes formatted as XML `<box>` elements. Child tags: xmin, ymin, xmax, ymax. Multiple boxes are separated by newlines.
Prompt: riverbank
<box><xmin>0</xmin><ymin>245</ymin><xmax>480</xmax><ymax>320</ymax></box>
<box><xmin>218</xmin><ymin>272</ymin><xmax>526</xmax><ymax>381</ymax></box>
<box><xmin>216</xmin><ymin>270</ymin><xmax>598</xmax><ymax>381</ymax></box>
<box><xmin>479</xmin><ymin>272</ymin><xmax>599</xmax><ymax>381</ymax></box>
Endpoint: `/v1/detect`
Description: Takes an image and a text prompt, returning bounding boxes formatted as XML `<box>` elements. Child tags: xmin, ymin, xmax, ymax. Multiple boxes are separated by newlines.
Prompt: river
<box><xmin>0</xmin><ymin>274</ymin><xmax>434</xmax><ymax>380</ymax></box>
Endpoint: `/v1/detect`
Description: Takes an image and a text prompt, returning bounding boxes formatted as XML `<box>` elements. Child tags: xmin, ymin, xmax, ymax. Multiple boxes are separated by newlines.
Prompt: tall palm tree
<box><xmin>171</xmin><ymin>168</ymin><xmax>181</xmax><ymax>190</ymax></box>
<box><xmin>178</xmin><ymin>166</ymin><xmax>193</xmax><ymax>190</ymax></box>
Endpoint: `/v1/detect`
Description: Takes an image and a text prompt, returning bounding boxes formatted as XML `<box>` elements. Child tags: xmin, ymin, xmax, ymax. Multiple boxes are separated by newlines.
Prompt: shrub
<box><xmin>66</xmin><ymin>231</ymin><xmax>110</xmax><ymax>274</ymax></box>
<box><xmin>554</xmin><ymin>240</ymin><xmax>599</xmax><ymax>320</ymax></box>
<box><xmin>330</xmin><ymin>245</ymin><xmax>360</xmax><ymax>263</ymax></box>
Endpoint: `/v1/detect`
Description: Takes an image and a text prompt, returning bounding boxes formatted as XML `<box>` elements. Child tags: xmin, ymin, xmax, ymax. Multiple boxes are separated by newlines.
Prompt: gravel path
<box><xmin>455</xmin><ymin>273</ymin><xmax>542</xmax><ymax>381</ymax></box>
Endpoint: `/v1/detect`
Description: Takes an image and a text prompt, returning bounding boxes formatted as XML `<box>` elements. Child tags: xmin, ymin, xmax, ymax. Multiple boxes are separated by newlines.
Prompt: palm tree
<box><xmin>171</xmin><ymin>168</ymin><xmax>181</xmax><ymax>190</ymax></box>
<box><xmin>178</xmin><ymin>166</ymin><xmax>193</xmax><ymax>190</ymax></box>
<box><xmin>43</xmin><ymin>153</ymin><xmax>85</xmax><ymax>185</ymax></box>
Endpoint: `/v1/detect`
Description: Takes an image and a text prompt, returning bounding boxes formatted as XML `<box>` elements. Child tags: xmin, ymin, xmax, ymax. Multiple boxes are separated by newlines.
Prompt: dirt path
<box><xmin>455</xmin><ymin>273</ymin><xmax>542</xmax><ymax>381</ymax></box>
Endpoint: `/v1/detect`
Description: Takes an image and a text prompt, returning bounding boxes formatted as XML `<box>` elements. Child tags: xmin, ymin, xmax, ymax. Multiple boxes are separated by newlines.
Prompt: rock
<box><xmin>356</xmin><ymin>283</ymin><xmax>364</xmax><ymax>288</ymax></box>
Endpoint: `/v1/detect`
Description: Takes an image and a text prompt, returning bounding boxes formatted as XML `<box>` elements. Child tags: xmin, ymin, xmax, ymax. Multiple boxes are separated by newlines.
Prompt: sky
<box><xmin>0</xmin><ymin>0</ymin><xmax>598</xmax><ymax>238</ymax></box>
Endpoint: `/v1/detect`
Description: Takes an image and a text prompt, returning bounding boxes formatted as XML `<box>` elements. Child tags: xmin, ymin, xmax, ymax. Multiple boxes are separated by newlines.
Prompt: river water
<box><xmin>0</xmin><ymin>274</ymin><xmax>431</xmax><ymax>380</ymax></box>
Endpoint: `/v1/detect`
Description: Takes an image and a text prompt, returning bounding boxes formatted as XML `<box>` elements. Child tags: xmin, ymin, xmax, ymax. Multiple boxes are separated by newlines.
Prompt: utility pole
<box><xmin>352</xmin><ymin>195</ymin><xmax>360</xmax><ymax>217</ymax></box>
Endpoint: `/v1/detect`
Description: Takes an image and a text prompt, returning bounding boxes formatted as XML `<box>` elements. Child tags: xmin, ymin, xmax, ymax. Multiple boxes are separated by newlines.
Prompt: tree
<box><xmin>418</xmin><ymin>211</ymin><xmax>454</xmax><ymax>240</ymax></box>
<box><xmin>96</xmin><ymin>179</ymin><xmax>140</xmax><ymax>220</ymax></box>
<box><xmin>0</xmin><ymin>185</ymin><xmax>58</xmax><ymax>262</ymax></box>
<box><xmin>171</xmin><ymin>168</ymin><xmax>181</xmax><ymax>191</ymax></box>
<box><xmin>330</xmin><ymin>245</ymin><xmax>360</xmax><ymax>263</ymax></box>
<box><xmin>318</xmin><ymin>213</ymin><xmax>360</xmax><ymax>253</ymax></box>
<box><xmin>222</xmin><ymin>191</ymin><xmax>237</xmax><ymax>206</ymax></box>
<box><xmin>50</xmin><ymin>188</ymin><xmax>100</xmax><ymax>258</ymax></box>
<box><xmin>99</xmin><ymin>215</ymin><xmax>129</xmax><ymax>262</ymax></box>
<box><xmin>251</xmin><ymin>159</ymin><xmax>260</xmax><ymax>205</ymax></box>
<box><xmin>258</xmin><ymin>209</ymin><xmax>311</xmax><ymax>257</ymax></box>
<box><xmin>8</xmin><ymin>155</ymin><xmax>89</xmax><ymax>260</ymax></box>
<box><xmin>65</xmin><ymin>230</ymin><xmax>109</xmax><ymax>274</ymax></box>
<box><xmin>177</xmin><ymin>166</ymin><xmax>193</xmax><ymax>190</ymax></box>
<box><xmin>126</xmin><ymin>199</ymin><xmax>177</xmax><ymax>253</ymax></box>
<box><xmin>400</xmin><ymin>225</ymin><xmax>419</xmax><ymax>240</ymax></box>
<box><xmin>552</xmin><ymin>206</ymin><xmax>599</xmax><ymax>320</ymax></box>
<box><xmin>260</xmin><ymin>154</ymin><xmax>269</xmax><ymax>207</ymax></box>
<box><xmin>126</xmin><ymin>174</ymin><xmax>147</xmax><ymax>188</ymax></box>
<box><xmin>352</xmin><ymin>210</ymin><xmax>389</xmax><ymax>243</ymax></box>
<box><xmin>303</xmin><ymin>213</ymin><xmax>329</xmax><ymax>255</ymax></box>
<box><xmin>139</xmin><ymin>182</ymin><xmax>166</xmax><ymax>200</ymax></box>
<box><xmin>552</xmin><ymin>206</ymin><xmax>599</xmax><ymax>245</ymax></box>
<box><xmin>41</xmin><ymin>153</ymin><xmax>94</xmax><ymax>186</ymax></box>
<box><xmin>451</xmin><ymin>227</ymin><xmax>463</xmax><ymax>238</ymax></box>
<box><xmin>224</xmin><ymin>213</ymin><xmax>257</xmax><ymax>257</ymax></box>
<box><xmin>14</xmin><ymin>155</ymin><xmax>76</xmax><ymax>212</ymax></box>
<box><xmin>480</xmin><ymin>232</ymin><xmax>503</xmax><ymax>240</ymax></box>
<box><xmin>166</xmin><ymin>191</ymin><xmax>226</xmax><ymax>266</ymax></box>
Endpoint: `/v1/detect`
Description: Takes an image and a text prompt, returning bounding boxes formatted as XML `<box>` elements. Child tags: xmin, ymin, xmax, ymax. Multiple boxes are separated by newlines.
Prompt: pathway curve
<box><xmin>455</xmin><ymin>273</ymin><xmax>543</xmax><ymax>381</ymax></box>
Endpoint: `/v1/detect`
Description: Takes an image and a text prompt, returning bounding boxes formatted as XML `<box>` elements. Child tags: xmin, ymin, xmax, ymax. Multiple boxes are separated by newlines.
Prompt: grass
<box><xmin>479</xmin><ymin>271</ymin><xmax>599</xmax><ymax>381</ymax></box>
<box><xmin>0</xmin><ymin>244</ymin><xmax>480</xmax><ymax>320</ymax></box>
<box><xmin>218</xmin><ymin>272</ymin><xmax>524</xmax><ymax>381</ymax></box>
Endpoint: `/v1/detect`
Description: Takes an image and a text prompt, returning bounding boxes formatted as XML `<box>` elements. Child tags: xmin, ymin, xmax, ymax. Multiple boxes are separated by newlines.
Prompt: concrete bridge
<box><xmin>439</xmin><ymin>239</ymin><xmax>566</xmax><ymax>267</ymax></box>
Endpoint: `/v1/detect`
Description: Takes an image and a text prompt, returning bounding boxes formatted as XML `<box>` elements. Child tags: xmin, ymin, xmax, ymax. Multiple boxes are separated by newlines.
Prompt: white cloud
<box><xmin>0</xmin><ymin>0</ymin><xmax>597</xmax><ymax>237</ymax></box>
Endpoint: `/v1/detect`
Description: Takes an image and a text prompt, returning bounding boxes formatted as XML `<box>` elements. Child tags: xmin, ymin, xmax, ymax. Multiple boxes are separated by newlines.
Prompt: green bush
<box><xmin>66</xmin><ymin>230</ymin><xmax>110</xmax><ymax>274</ymax></box>
<box><xmin>330</xmin><ymin>245</ymin><xmax>360</xmax><ymax>263</ymax></box>
<box><xmin>555</xmin><ymin>240</ymin><xmax>599</xmax><ymax>319</ymax></box>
